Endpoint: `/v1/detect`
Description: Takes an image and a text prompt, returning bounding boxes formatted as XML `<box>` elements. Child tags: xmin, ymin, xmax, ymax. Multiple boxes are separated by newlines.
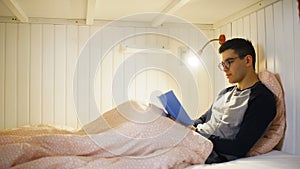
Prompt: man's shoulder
<box><xmin>251</xmin><ymin>81</ymin><xmax>274</xmax><ymax>96</ymax></box>
<box><xmin>249</xmin><ymin>82</ymin><xmax>275</xmax><ymax>105</ymax></box>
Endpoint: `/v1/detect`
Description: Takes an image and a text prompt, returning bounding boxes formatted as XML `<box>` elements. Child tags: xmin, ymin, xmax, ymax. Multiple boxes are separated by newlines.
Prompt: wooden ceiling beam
<box><xmin>86</xmin><ymin>0</ymin><xmax>96</xmax><ymax>25</ymax></box>
<box><xmin>3</xmin><ymin>0</ymin><xmax>28</xmax><ymax>22</ymax></box>
<box><xmin>151</xmin><ymin>0</ymin><xmax>191</xmax><ymax>27</ymax></box>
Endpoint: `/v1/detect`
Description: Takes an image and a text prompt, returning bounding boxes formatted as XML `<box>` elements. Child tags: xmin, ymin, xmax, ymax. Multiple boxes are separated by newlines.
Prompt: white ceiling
<box><xmin>0</xmin><ymin>0</ymin><xmax>262</xmax><ymax>25</ymax></box>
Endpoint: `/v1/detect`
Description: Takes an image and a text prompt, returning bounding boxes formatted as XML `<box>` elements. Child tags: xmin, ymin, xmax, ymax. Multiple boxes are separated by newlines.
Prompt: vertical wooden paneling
<box><xmin>42</xmin><ymin>24</ymin><xmax>54</xmax><ymax>124</ymax></box>
<box><xmin>77</xmin><ymin>26</ymin><xmax>90</xmax><ymax>126</ymax></box>
<box><xmin>188</xmin><ymin>27</ymin><xmax>206</xmax><ymax>115</ymax></box>
<box><xmin>282</xmin><ymin>0</ymin><xmax>296</xmax><ymax>154</ymax></box>
<box><xmin>112</xmin><ymin>27</ymin><xmax>125</xmax><ymax>107</ymax></box>
<box><xmin>257</xmin><ymin>9</ymin><xmax>266</xmax><ymax>72</ymax></box>
<box><xmin>250</xmin><ymin>13</ymin><xmax>259</xmax><ymax>72</ymax></box>
<box><xmin>134</xmin><ymin>27</ymin><xmax>147</xmax><ymax>102</ymax></box>
<box><xmin>293</xmin><ymin>1</ymin><xmax>300</xmax><ymax>155</ymax></box>
<box><xmin>123</xmin><ymin>27</ymin><xmax>136</xmax><ymax>102</ymax></box>
<box><xmin>30</xmin><ymin>24</ymin><xmax>42</xmax><ymax>125</ymax></box>
<box><xmin>265</xmin><ymin>5</ymin><xmax>275</xmax><ymax>72</ymax></box>
<box><xmin>231</xmin><ymin>20</ymin><xmax>238</xmax><ymax>37</ymax></box>
<box><xmin>146</xmin><ymin>28</ymin><xmax>158</xmax><ymax>103</ymax></box>
<box><xmin>155</xmin><ymin>28</ymin><xmax>170</xmax><ymax>106</ymax></box>
<box><xmin>156</xmin><ymin>54</ymin><xmax>169</xmax><ymax>101</ymax></box>
<box><xmin>243</xmin><ymin>16</ymin><xmax>250</xmax><ymax>39</ymax></box>
<box><xmin>0</xmin><ymin>23</ymin><xmax>5</xmax><ymax>129</ymax></box>
<box><xmin>200</xmin><ymin>29</ymin><xmax>215</xmax><ymax>103</ymax></box>
<box><xmin>17</xmin><ymin>24</ymin><xmax>30</xmax><ymax>126</ymax></box>
<box><xmin>293</xmin><ymin>0</ymin><xmax>300</xmax><ymax>155</ymax></box>
<box><xmin>66</xmin><ymin>25</ymin><xmax>78</xmax><ymax>128</ymax></box>
<box><xmin>213</xmin><ymin>28</ymin><xmax>227</xmax><ymax>98</ymax></box>
<box><xmin>219</xmin><ymin>24</ymin><xmax>231</xmax><ymax>40</ymax></box>
<box><xmin>5</xmin><ymin>23</ymin><xmax>17</xmax><ymax>128</ymax></box>
<box><xmin>220</xmin><ymin>24</ymin><xmax>232</xmax><ymax>87</ymax></box>
<box><xmin>100</xmin><ymin>27</ymin><xmax>113</xmax><ymax>113</ymax></box>
<box><xmin>237</xmin><ymin>18</ymin><xmax>244</xmax><ymax>37</ymax></box>
<box><xmin>274</xmin><ymin>1</ymin><xmax>284</xmax><ymax>74</ymax></box>
<box><xmin>54</xmin><ymin>25</ymin><xmax>66</xmax><ymax>125</ymax></box>
<box><xmin>90</xmin><ymin>25</ymin><xmax>102</xmax><ymax>120</ymax></box>
<box><xmin>213</xmin><ymin>28</ymin><xmax>221</xmax><ymax>98</ymax></box>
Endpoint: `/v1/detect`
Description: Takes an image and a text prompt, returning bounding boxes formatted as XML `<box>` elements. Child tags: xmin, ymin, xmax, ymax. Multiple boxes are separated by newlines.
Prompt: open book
<box><xmin>158</xmin><ymin>90</ymin><xmax>194</xmax><ymax>126</ymax></box>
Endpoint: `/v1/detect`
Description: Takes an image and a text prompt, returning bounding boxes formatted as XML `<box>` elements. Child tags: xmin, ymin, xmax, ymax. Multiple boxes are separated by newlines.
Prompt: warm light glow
<box><xmin>187</xmin><ymin>56</ymin><xmax>199</xmax><ymax>67</ymax></box>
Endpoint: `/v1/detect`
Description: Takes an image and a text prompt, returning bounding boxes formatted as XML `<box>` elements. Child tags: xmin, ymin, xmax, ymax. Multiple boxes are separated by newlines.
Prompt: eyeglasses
<box><xmin>218</xmin><ymin>57</ymin><xmax>239</xmax><ymax>71</ymax></box>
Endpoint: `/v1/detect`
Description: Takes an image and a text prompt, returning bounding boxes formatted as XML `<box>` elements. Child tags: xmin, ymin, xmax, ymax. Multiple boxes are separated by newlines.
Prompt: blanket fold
<box><xmin>0</xmin><ymin>102</ymin><xmax>212</xmax><ymax>169</ymax></box>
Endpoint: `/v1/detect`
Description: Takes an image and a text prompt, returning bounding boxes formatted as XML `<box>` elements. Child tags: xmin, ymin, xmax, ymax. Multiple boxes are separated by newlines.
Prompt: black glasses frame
<box><xmin>218</xmin><ymin>57</ymin><xmax>239</xmax><ymax>71</ymax></box>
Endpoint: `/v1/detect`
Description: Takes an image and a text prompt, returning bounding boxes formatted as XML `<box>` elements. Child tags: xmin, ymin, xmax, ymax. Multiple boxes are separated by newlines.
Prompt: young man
<box><xmin>193</xmin><ymin>38</ymin><xmax>276</xmax><ymax>163</ymax></box>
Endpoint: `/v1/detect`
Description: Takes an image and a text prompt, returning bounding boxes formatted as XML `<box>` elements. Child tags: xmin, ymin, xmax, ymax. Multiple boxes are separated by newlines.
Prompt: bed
<box><xmin>186</xmin><ymin>150</ymin><xmax>300</xmax><ymax>169</ymax></box>
<box><xmin>1</xmin><ymin>71</ymin><xmax>297</xmax><ymax>169</ymax></box>
<box><xmin>1</xmin><ymin>115</ymin><xmax>299</xmax><ymax>169</ymax></box>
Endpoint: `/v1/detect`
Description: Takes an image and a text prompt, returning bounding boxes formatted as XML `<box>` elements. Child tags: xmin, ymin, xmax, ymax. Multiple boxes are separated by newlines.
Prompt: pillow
<box><xmin>247</xmin><ymin>70</ymin><xmax>286</xmax><ymax>156</ymax></box>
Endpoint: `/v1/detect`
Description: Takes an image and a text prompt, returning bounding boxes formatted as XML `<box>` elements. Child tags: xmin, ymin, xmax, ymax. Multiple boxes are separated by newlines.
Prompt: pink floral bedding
<box><xmin>0</xmin><ymin>105</ymin><xmax>212</xmax><ymax>169</ymax></box>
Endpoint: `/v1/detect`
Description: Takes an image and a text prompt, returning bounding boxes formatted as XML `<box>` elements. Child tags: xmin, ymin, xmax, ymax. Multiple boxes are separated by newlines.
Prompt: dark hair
<box><xmin>219</xmin><ymin>38</ymin><xmax>256</xmax><ymax>70</ymax></box>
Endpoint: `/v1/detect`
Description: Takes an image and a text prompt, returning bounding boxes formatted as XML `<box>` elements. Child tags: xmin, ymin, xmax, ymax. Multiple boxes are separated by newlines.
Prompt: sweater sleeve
<box><xmin>209</xmin><ymin>89</ymin><xmax>276</xmax><ymax>159</ymax></box>
<box><xmin>193</xmin><ymin>107</ymin><xmax>211</xmax><ymax>127</ymax></box>
<box><xmin>193</xmin><ymin>88</ymin><xmax>230</xmax><ymax>127</ymax></box>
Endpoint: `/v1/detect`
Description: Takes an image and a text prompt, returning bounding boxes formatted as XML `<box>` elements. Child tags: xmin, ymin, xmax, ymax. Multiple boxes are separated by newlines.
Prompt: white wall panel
<box><xmin>122</xmin><ymin>27</ymin><xmax>136</xmax><ymax>103</ymax></box>
<box><xmin>237</xmin><ymin>18</ymin><xmax>244</xmax><ymax>37</ymax></box>
<box><xmin>100</xmin><ymin>27</ymin><xmax>114</xmax><ymax>114</ymax></box>
<box><xmin>0</xmin><ymin>23</ymin><xmax>5</xmax><ymax>129</ymax></box>
<box><xmin>293</xmin><ymin>0</ymin><xmax>300</xmax><ymax>155</ymax></box>
<box><xmin>54</xmin><ymin>25</ymin><xmax>66</xmax><ymax>125</ymax></box>
<box><xmin>17</xmin><ymin>24</ymin><xmax>30</xmax><ymax>126</ymax></box>
<box><xmin>5</xmin><ymin>23</ymin><xmax>17</xmax><ymax>128</ymax></box>
<box><xmin>30</xmin><ymin>24</ymin><xmax>42</xmax><ymax>125</ymax></box>
<box><xmin>42</xmin><ymin>24</ymin><xmax>54</xmax><ymax>124</ymax></box>
<box><xmin>257</xmin><ymin>9</ymin><xmax>267</xmax><ymax>72</ymax></box>
<box><xmin>273</xmin><ymin>1</ymin><xmax>284</xmax><ymax>75</ymax></box>
<box><xmin>265</xmin><ymin>5</ymin><xmax>275</xmax><ymax>72</ymax></box>
<box><xmin>231</xmin><ymin>21</ymin><xmax>238</xmax><ymax>38</ymax></box>
<box><xmin>201</xmin><ymin>29</ymin><xmax>215</xmax><ymax>102</ymax></box>
<box><xmin>66</xmin><ymin>25</ymin><xmax>78</xmax><ymax>128</ymax></box>
<box><xmin>188</xmin><ymin>27</ymin><xmax>210</xmax><ymax>115</ymax></box>
<box><xmin>90</xmin><ymin>26</ymin><xmax>102</xmax><ymax>121</ymax></box>
<box><xmin>145</xmin><ymin>28</ymin><xmax>159</xmax><ymax>104</ymax></box>
<box><xmin>281</xmin><ymin>0</ymin><xmax>296</xmax><ymax>154</ymax></box>
<box><xmin>219</xmin><ymin>23</ymin><xmax>232</xmax><ymax>88</ymax></box>
<box><xmin>77</xmin><ymin>26</ymin><xmax>90</xmax><ymax>126</ymax></box>
<box><xmin>243</xmin><ymin>16</ymin><xmax>250</xmax><ymax>39</ymax></box>
<box><xmin>134</xmin><ymin>28</ymin><xmax>147</xmax><ymax>103</ymax></box>
<box><xmin>213</xmin><ymin>28</ymin><xmax>226</xmax><ymax>98</ymax></box>
<box><xmin>111</xmin><ymin>27</ymin><xmax>124</xmax><ymax>108</ymax></box>
<box><xmin>249</xmin><ymin>12</ymin><xmax>259</xmax><ymax>72</ymax></box>
<box><xmin>0</xmin><ymin>21</ymin><xmax>213</xmax><ymax>131</ymax></box>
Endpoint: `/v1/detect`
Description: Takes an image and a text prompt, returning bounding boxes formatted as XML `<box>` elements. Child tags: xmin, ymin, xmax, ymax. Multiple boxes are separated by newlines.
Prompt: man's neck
<box><xmin>237</xmin><ymin>72</ymin><xmax>259</xmax><ymax>90</ymax></box>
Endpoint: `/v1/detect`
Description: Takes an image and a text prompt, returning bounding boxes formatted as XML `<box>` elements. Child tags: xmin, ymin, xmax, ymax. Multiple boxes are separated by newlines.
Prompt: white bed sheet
<box><xmin>186</xmin><ymin>150</ymin><xmax>300</xmax><ymax>169</ymax></box>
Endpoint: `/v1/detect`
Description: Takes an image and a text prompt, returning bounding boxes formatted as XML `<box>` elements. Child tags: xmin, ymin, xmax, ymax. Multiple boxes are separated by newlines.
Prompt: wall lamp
<box><xmin>197</xmin><ymin>34</ymin><xmax>226</xmax><ymax>56</ymax></box>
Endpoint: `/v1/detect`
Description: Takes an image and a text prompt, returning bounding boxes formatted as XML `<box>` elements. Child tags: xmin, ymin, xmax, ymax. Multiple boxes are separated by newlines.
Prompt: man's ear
<box><xmin>245</xmin><ymin>55</ymin><xmax>253</xmax><ymax>67</ymax></box>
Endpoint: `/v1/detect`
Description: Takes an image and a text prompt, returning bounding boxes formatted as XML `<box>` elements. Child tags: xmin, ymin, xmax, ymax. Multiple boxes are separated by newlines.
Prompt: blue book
<box><xmin>158</xmin><ymin>90</ymin><xmax>194</xmax><ymax>126</ymax></box>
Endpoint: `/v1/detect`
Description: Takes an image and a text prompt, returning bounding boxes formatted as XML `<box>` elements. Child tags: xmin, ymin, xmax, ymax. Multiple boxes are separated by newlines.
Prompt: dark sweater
<box><xmin>194</xmin><ymin>81</ymin><xmax>276</xmax><ymax>163</ymax></box>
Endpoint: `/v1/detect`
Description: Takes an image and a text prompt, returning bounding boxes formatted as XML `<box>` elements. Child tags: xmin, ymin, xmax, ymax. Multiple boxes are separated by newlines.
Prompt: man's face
<box><xmin>220</xmin><ymin>49</ymin><xmax>247</xmax><ymax>84</ymax></box>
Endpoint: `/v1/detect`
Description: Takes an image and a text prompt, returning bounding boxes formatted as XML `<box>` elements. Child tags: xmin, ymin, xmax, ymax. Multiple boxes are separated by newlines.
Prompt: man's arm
<box><xmin>193</xmin><ymin>87</ymin><xmax>231</xmax><ymax>127</ymax></box>
<box><xmin>210</xmin><ymin>92</ymin><xmax>276</xmax><ymax>158</ymax></box>
<box><xmin>193</xmin><ymin>108</ymin><xmax>211</xmax><ymax>127</ymax></box>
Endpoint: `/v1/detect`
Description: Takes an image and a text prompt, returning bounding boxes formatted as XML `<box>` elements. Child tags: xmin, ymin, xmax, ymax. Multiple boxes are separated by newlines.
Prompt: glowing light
<box><xmin>187</xmin><ymin>56</ymin><xmax>199</xmax><ymax>67</ymax></box>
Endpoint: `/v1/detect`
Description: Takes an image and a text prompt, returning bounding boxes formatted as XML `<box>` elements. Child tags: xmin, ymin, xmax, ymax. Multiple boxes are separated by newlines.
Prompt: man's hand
<box><xmin>189</xmin><ymin>125</ymin><xmax>197</xmax><ymax>131</ymax></box>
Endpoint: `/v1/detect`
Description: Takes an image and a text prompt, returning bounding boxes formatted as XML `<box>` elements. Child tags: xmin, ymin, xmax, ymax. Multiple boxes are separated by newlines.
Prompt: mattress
<box><xmin>186</xmin><ymin>150</ymin><xmax>300</xmax><ymax>169</ymax></box>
